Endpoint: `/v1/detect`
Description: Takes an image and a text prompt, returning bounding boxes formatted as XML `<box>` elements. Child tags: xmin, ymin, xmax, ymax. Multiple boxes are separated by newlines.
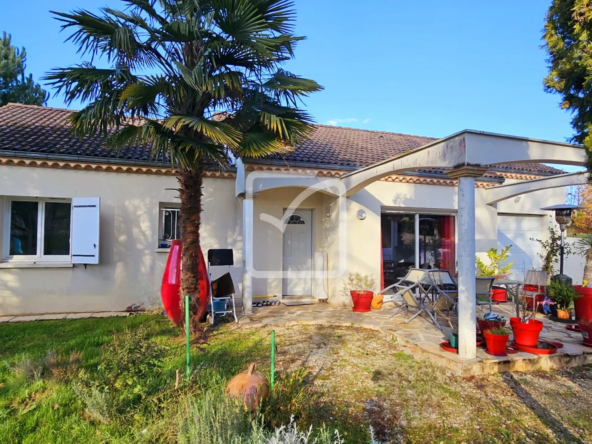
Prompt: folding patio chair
<box><xmin>520</xmin><ymin>270</ymin><xmax>547</xmax><ymax>316</ymax></box>
<box><xmin>476</xmin><ymin>277</ymin><xmax>495</xmax><ymax>312</ymax></box>
<box><xmin>207</xmin><ymin>249</ymin><xmax>238</xmax><ymax>325</ymax></box>
<box><xmin>427</xmin><ymin>269</ymin><xmax>459</xmax><ymax>329</ymax></box>
<box><xmin>381</xmin><ymin>268</ymin><xmax>441</xmax><ymax>329</ymax></box>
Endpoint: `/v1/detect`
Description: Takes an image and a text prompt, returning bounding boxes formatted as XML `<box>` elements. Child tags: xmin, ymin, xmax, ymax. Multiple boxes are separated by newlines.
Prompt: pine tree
<box><xmin>0</xmin><ymin>32</ymin><xmax>48</xmax><ymax>106</ymax></box>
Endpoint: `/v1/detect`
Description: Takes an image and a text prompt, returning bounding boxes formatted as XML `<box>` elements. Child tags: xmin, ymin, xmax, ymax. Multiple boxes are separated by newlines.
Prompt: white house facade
<box><xmin>0</xmin><ymin>103</ymin><xmax>587</xmax><ymax>336</ymax></box>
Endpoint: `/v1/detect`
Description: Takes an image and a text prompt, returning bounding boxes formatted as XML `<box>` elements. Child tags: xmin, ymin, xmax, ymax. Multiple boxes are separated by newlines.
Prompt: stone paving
<box><xmin>238</xmin><ymin>302</ymin><xmax>592</xmax><ymax>375</ymax></box>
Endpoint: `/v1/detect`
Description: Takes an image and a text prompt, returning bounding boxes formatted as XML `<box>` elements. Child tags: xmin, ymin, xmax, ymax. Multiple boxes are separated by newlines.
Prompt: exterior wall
<box><xmin>0</xmin><ymin>165</ymin><xmax>240</xmax><ymax>315</ymax></box>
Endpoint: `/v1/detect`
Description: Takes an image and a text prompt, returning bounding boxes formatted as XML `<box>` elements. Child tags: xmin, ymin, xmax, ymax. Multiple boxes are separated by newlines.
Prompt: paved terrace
<box><xmin>238</xmin><ymin>303</ymin><xmax>592</xmax><ymax>376</ymax></box>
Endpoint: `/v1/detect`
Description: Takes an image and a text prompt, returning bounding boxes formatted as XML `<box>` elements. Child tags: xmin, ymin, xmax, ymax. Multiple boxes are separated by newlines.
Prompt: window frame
<box><xmin>2</xmin><ymin>197</ymin><xmax>73</xmax><ymax>262</ymax></box>
<box><xmin>158</xmin><ymin>205</ymin><xmax>182</xmax><ymax>248</ymax></box>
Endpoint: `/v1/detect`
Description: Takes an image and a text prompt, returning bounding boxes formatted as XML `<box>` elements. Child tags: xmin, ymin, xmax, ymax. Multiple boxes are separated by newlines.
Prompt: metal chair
<box><xmin>381</xmin><ymin>268</ymin><xmax>441</xmax><ymax>329</ymax></box>
<box><xmin>427</xmin><ymin>269</ymin><xmax>459</xmax><ymax>329</ymax></box>
<box><xmin>207</xmin><ymin>249</ymin><xmax>238</xmax><ymax>324</ymax></box>
<box><xmin>520</xmin><ymin>270</ymin><xmax>547</xmax><ymax>316</ymax></box>
<box><xmin>476</xmin><ymin>277</ymin><xmax>495</xmax><ymax>312</ymax></box>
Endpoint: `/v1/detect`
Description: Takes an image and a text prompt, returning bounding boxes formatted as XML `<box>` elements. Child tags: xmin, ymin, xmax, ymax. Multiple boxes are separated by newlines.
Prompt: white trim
<box><xmin>0</xmin><ymin>262</ymin><xmax>73</xmax><ymax>269</ymax></box>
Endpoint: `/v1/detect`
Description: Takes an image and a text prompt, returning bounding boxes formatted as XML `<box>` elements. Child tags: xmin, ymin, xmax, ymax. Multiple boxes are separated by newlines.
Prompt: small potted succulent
<box><xmin>342</xmin><ymin>272</ymin><xmax>375</xmax><ymax>313</ymax></box>
<box><xmin>476</xmin><ymin>246</ymin><xmax>514</xmax><ymax>302</ymax></box>
<box><xmin>483</xmin><ymin>326</ymin><xmax>511</xmax><ymax>356</ymax></box>
<box><xmin>548</xmin><ymin>280</ymin><xmax>580</xmax><ymax>320</ymax></box>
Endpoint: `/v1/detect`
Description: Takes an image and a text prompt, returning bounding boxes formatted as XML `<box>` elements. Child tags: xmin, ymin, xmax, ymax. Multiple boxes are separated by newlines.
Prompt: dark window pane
<box><xmin>10</xmin><ymin>201</ymin><xmax>38</xmax><ymax>255</ymax></box>
<box><xmin>44</xmin><ymin>203</ymin><xmax>72</xmax><ymax>255</ymax></box>
<box><xmin>163</xmin><ymin>209</ymin><xmax>180</xmax><ymax>240</ymax></box>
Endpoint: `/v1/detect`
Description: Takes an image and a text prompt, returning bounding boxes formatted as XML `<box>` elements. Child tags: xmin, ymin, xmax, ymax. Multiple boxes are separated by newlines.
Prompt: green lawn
<box><xmin>1</xmin><ymin>315</ymin><xmax>592</xmax><ymax>443</ymax></box>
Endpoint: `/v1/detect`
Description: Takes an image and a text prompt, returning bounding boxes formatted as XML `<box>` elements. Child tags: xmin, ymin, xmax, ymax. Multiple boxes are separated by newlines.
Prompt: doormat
<box><xmin>282</xmin><ymin>301</ymin><xmax>314</xmax><ymax>306</ymax></box>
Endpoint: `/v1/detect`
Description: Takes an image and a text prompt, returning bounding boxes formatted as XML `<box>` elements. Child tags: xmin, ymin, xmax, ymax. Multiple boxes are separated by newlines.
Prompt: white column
<box><xmin>447</xmin><ymin>166</ymin><xmax>488</xmax><ymax>360</ymax></box>
<box><xmin>414</xmin><ymin>213</ymin><xmax>420</xmax><ymax>268</ymax></box>
<box><xmin>242</xmin><ymin>194</ymin><xmax>254</xmax><ymax>314</ymax></box>
<box><xmin>457</xmin><ymin>176</ymin><xmax>477</xmax><ymax>359</ymax></box>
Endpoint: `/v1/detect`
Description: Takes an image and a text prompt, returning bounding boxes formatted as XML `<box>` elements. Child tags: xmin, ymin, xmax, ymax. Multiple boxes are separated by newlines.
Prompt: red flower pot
<box><xmin>577</xmin><ymin>321</ymin><xmax>592</xmax><ymax>347</ymax></box>
<box><xmin>483</xmin><ymin>330</ymin><xmax>510</xmax><ymax>356</ymax></box>
<box><xmin>351</xmin><ymin>290</ymin><xmax>373</xmax><ymax>313</ymax></box>
<box><xmin>574</xmin><ymin>286</ymin><xmax>592</xmax><ymax>322</ymax></box>
<box><xmin>477</xmin><ymin>318</ymin><xmax>506</xmax><ymax>335</ymax></box>
<box><xmin>491</xmin><ymin>287</ymin><xmax>508</xmax><ymax>302</ymax></box>
<box><xmin>510</xmin><ymin>317</ymin><xmax>543</xmax><ymax>347</ymax></box>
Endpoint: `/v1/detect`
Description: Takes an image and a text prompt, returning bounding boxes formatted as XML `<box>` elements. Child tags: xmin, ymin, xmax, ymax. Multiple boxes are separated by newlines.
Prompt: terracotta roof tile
<box><xmin>0</xmin><ymin>103</ymin><xmax>563</xmax><ymax>175</ymax></box>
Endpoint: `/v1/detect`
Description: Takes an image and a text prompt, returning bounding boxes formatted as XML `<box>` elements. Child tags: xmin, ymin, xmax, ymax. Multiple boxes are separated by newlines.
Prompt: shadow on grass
<box><xmin>502</xmin><ymin>372</ymin><xmax>584</xmax><ymax>444</ymax></box>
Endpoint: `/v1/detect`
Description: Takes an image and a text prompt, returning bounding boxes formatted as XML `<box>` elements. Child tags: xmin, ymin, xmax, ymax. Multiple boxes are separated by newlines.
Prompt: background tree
<box><xmin>45</xmin><ymin>0</ymin><xmax>322</xmax><ymax>322</ymax></box>
<box><xmin>0</xmin><ymin>32</ymin><xmax>48</xmax><ymax>106</ymax></box>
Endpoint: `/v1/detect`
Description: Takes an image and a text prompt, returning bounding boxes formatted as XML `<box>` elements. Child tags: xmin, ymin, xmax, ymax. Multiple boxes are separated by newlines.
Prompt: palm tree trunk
<box><xmin>179</xmin><ymin>162</ymin><xmax>205</xmax><ymax>324</ymax></box>
<box><xmin>584</xmin><ymin>246</ymin><xmax>592</xmax><ymax>284</ymax></box>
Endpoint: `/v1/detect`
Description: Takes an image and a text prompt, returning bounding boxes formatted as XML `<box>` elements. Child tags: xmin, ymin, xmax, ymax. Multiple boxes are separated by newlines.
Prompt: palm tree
<box><xmin>577</xmin><ymin>234</ymin><xmax>592</xmax><ymax>284</ymax></box>
<box><xmin>45</xmin><ymin>0</ymin><xmax>322</xmax><ymax>321</ymax></box>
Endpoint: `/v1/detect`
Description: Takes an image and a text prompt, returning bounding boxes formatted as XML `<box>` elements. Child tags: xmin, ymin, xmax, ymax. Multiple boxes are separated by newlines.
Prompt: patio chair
<box><xmin>427</xmin><ymin>269</ymin><xmax>459</xmax><ymax>329</ymax></box>
<box><xmin>207</xmin><ymin>249</ymin><xmax>238</xmax><ymax>325</ymax></box>
<box><xmin>381</xmin><ymin>268</ymin><xmax>441</xmax><ymax>329</ymax></box>
<box><xmin>520</xmin><ymin>270</ymin><xmax>547</xmax><ymax>315</ymax></box>
<box><xmin>476</xmin><ymin>277</ymin><xmax>495</xmax><ymax>312</ymax></box>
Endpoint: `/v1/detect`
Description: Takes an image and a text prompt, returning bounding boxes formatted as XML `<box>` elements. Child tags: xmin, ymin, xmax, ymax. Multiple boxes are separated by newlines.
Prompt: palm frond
<box><xmin>163</xmin><ymin>115</ymin><xmax>242</xmax><ymax>149</ymax></box>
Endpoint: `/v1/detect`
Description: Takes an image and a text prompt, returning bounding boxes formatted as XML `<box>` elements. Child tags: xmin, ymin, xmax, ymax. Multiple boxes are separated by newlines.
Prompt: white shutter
<box><xmin>71</xmin><ymin>197</ymin><xmax>100</xmax><ymax>264</ymax></box>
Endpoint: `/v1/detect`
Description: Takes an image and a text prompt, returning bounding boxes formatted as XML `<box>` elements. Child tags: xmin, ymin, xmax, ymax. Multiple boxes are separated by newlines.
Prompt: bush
<box><xmin>72</xmin><ymin>326</ymin><xmax>168</xmax><ymax>420</ymax></box>
<box><xmin>548</xmin><ymin>281</ymin><xmax>580</xmax><ymax>310</ymax></box>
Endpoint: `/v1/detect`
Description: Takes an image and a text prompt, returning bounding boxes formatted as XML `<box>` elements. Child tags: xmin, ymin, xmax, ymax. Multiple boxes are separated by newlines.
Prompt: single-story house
<box><xmin>0</xmin><ymin>102</ymin><xmax>586</xmax><ymax>319</ymax></box>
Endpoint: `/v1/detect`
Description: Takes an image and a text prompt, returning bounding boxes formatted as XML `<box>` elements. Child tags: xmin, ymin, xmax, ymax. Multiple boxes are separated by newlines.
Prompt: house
<box><xmin>0</xmin><ymin>103</ymin><xmax>586</xmax><ymax>318</ymax></box>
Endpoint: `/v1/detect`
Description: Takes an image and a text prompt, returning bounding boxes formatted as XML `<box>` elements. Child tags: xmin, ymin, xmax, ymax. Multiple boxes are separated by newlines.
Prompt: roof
<box><xmin>0</xmin><ymin>103</ymin><xmax>563</xmax><ymax>176</ymax></box>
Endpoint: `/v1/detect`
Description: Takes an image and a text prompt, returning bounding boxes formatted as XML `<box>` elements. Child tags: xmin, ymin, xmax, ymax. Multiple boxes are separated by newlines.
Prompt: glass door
<box><xmin>418</xmin><ymin>215</ymin><xmax>455</xmax><ymax>273</ymax></box>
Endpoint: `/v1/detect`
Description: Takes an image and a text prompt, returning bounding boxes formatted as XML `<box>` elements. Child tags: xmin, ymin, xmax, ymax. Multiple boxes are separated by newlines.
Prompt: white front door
<box><xmin>282</xmin><ymin>209</ymin><xmax>313</xmax><ymax>296</ymax></box>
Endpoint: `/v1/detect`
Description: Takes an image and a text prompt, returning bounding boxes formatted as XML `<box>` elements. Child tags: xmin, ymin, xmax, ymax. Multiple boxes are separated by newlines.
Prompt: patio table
<box><xmin>493</xmin><ymin>279</ymin><xmax>521</xmax><ymax>318</ymax></box>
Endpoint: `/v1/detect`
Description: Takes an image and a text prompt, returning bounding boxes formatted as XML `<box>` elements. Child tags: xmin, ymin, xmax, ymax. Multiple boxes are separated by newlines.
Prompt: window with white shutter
<box><xmin>71</xmin><ymin>197</ymin><xmax>100</xmax><ymax>264</ymax></box>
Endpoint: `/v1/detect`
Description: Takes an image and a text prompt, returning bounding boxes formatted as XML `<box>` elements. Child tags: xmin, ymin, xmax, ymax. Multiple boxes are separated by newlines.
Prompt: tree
<box><xmin>45</xmin><ymin>0</ymin><xmax>322</xmax><ymax>323</ymax></box>
<box><xmin>0</xmin><ymin>32</ymin><xmax>48</xmax><ymax>106</ymax></box>
<box><xmin>576</xmin><ymin>234</ymin><xmax>592</xmax><ymax>283</ymax></box>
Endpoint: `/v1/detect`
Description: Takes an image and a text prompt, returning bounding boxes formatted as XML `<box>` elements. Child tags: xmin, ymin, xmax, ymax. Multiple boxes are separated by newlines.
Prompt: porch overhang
<box><xmin>342</xmin><ymin>130</ymin><xmax>586</xmax><ymax>197</ymax></box>
<box><xmin>485</xmin><ymin>172</ymin><xmax>588</xmax><ymax>205</ymax></box>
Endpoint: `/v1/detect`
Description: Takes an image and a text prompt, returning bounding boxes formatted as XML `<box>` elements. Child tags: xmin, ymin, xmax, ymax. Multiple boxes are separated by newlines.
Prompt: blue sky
<box><xmin>0</xmin><ymin>0</ymin><xmax>577</xmax><ymax>145</ymax></box>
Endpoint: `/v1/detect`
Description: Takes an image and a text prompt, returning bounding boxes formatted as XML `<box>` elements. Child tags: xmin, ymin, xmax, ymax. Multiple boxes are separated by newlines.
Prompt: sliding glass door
<box><xmin>382</xmin><ymin>213</ymin><xmax>455</xmax><ymax>287</ymax></box>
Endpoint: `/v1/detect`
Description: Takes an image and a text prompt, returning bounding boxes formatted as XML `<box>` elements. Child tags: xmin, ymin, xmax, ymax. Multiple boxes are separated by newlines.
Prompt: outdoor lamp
<box><xmin>540</xmin><ymin>204</ymin><xmax>584</xmax><ymax>285</ymax></box>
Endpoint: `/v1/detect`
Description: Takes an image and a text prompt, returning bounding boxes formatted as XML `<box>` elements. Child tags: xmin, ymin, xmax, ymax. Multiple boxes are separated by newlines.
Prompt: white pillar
<box><xmin>242</xmin><ymin>195</ymin><xmax>254</xmax><ymax>314</ymax></box>
<box><xmin>447</xmin><ymin>166</ymin><xmax>488</xmax><ymax>360</ymax></box>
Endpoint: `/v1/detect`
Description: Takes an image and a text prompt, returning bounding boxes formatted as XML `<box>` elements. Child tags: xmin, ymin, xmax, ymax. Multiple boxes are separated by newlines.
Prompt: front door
<box><xmin>282</xmin><ymin>209</ymin><xmax>313</xmax><ymax>296</ymax></box>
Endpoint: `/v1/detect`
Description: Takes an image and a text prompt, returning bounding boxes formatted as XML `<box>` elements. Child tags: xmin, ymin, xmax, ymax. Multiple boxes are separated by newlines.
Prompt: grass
<box><xmin>1</xmin><ymin>315</ymin><xmax>592</xmax><ymax>443</ymax></box>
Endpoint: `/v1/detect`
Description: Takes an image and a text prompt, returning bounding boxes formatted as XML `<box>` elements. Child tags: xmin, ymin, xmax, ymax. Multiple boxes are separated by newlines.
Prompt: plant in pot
<box><xmin>548</xmin><ymin>280</ymin><xmax>580</xmax><ymax>320</ymax></box>
<box><xmin>483</xmin><ymin>326</ymin><xmax>511</xmax><ymax>356</ymax></box>
<box><xmin>476</xmin><ymin>246</ymin><xmax>514</xmax><ymax>302</ymax></box>
<box><xmin>477</xmin><ymin>313</ymin><xmax>507</xmax><ymax>336</ymax></box>
<box><xmin>342</xmin><ymin>273</ymin><xmax>375</xmax><ymax>313</ymax></box>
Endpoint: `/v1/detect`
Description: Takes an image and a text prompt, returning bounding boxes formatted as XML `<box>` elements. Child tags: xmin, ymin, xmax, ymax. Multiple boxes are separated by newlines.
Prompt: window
<box><xmin>287</xmin><ymin>214</ymin><xmax>305</xmax><ymax>225</ymax></box>
<box><xmin>4</xmin><ymin>198</ymin><xmax>72</xmax><ymax>261</ymax></box>
<box><xmin>159</xmin><ymin>205</ymin><xmax>181</xmax><ymax>247</ymax></box>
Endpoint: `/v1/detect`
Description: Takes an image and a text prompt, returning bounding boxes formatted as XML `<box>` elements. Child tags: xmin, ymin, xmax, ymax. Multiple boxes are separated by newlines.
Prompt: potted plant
<box><xmin>483</xmin><ymin>326</ymin><xmax>511</xmax><ymax>356</ymax></box>
<box><xmin>342</xmin><ymin>273</ymin><xmax>375</xmax><ymax>313</ymax></box>
<box><xmin>548</xmin><ymin>280</ymin><xmax>580</xmax><ymax>320</ymax></box>
<box><xmin>477</xmin><ymin>313</ymin><xmax>507</xmax><ymax>336</ymax></box>
<box><xmin>476</xmin><ymin>246</ymin><xmax>514</xmax><ymax>302</ymax></box>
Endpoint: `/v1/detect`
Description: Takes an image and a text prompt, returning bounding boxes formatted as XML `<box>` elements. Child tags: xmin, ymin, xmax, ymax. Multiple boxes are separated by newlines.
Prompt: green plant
<box><xmin>485</xmin><ymin>326</ymin><xmax>511</xmax><ymax>336</ymax></box>
<box><xmin>531</xmin><ymin>227</ymin><xmax>575</xmax><ymax>276</ymax></box>
<box><xmin>548</xmin><ymin>281</ymin><xmax>580</xmax><ymax>311</ymax></box>
<box><xmin>342</xmin><ymin>273</ymin><xmax>375</xmax><ymax>294</ymax></box>
<box><xmin>73</xmin><ymin>326</ymin><xmax>167</xmax><ymax>417</ymax></box>
<box><xmin>476</xmin><ymin>246</ymin><xmax>514</xmax><ymax>278</ymax></box>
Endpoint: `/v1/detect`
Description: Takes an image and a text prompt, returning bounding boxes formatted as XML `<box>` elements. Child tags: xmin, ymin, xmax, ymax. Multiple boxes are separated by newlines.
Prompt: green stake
<box><xmin>185</xmin><ymin>295</ymin><xmax>191</xmax><ymax>381</ymax></box>
<box><xmin>271</xmin><ymin>330</ymin><xmax>275</xmax><ymax>389</ymax></box>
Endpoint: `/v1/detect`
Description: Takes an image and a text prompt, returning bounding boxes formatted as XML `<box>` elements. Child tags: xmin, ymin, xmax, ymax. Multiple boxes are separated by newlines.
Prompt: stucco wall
<box><xmin>0</xmin><ymin>165</ymin><xmax>240</xmax><ymax>315</ymax></box>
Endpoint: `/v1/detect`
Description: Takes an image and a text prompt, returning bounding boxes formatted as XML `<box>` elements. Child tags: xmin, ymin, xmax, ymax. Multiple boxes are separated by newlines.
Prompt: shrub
<box><xmin>548</xmin><ymin>281</ymin><xmax>580</xmax><ymax>310</ymax></box>
<box><xmin>476</xmin><ymin>246</ymin><xmax>513</xmax><ymax>278</ymax></box>
<box><xmin>485</xmin><ymin>327</ymin><xmax>511</xmax><ymax>336</ymax></box>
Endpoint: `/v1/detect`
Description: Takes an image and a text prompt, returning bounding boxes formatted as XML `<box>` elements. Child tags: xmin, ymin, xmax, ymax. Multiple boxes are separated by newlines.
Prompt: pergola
<box><xmin>239</xmin><ymin>130</ymin><xmax>587</xmax><ymax>359</ymax></box>
<box><xmin>341</xmin><ymin>130</ymin><xmax>586</xmax><ymax>359</ymax></box>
